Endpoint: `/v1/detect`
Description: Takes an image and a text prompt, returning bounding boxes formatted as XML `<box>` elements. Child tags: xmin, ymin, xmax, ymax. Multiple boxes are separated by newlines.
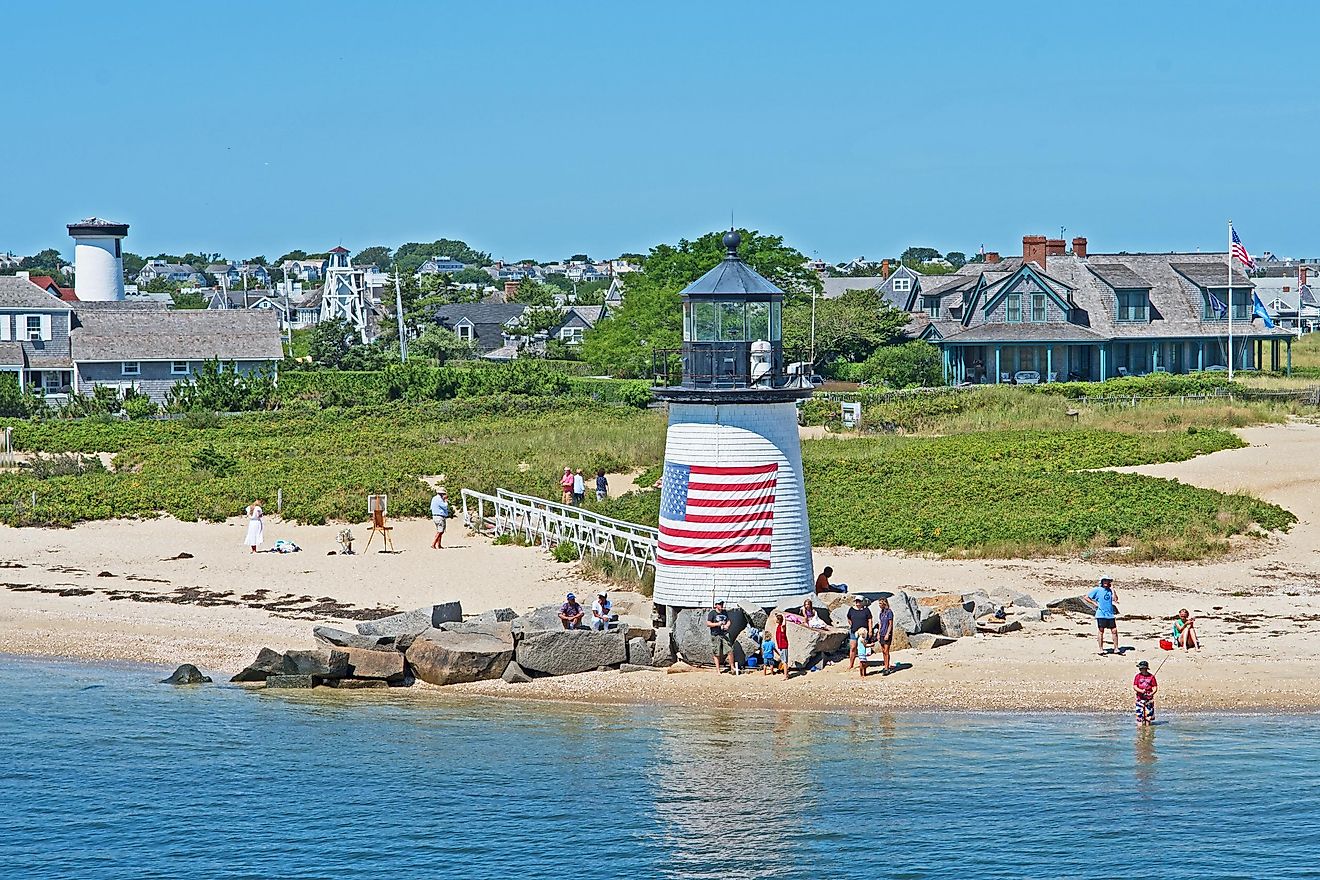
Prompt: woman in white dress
<box><xmin>244</xmin><ymin>500</ymin><xmax>264</xmax><ymax>553</ymax></box>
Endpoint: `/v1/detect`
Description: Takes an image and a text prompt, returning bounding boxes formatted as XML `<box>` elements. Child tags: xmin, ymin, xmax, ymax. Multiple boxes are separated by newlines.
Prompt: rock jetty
<box><xmin>228</xmin><ymin>589</ymin><xmax>1049</xmax><ymax>692</ymax></box>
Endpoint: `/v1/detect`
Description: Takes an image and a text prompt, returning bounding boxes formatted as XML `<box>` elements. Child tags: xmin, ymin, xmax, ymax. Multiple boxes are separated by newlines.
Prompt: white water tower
<box><xmin>68</xmin><ymin>217</ymin><xmax>129</xmax><ymax>301</ymax></box>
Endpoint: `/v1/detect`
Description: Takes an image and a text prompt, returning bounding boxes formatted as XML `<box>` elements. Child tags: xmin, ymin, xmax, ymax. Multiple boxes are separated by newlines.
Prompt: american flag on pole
<box><xmin>657</xmin><ymin>461</ymin><xmax>777</xmax><ymax>569</ymax></box>
<box><xmin>1231</xmin><ymin>227</ymin><xmax>1255</xmax><ymax>272</ymax></box>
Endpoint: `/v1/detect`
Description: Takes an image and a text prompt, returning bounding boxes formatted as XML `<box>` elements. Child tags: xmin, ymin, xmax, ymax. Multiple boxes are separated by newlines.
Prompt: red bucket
<box><xmin>1159</xmin><ymin>639</ymin><xmax>1174</xmax><ymax>651</ymax></box>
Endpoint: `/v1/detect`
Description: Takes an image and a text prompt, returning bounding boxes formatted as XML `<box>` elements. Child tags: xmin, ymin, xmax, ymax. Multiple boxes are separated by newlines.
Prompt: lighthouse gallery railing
<box><xmin>460</xmin><ymin>487</ymin><xmax>658</xmax><ymax>575</ymax></box>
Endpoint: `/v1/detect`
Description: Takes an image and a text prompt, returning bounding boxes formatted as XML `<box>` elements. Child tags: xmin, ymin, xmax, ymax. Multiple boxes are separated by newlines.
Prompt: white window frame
<box><xmin>171</xmin><ymin>361</ymin><xmax>190</xmax><ymax>375</ymax></box>
<box><xmin>121</xmin><ymin>361</ymin><xmax>141</xmax><ymax>376</ymax></box>
<box><xmin>25</xmin><ymin>315</ymin><xmax>42</xmax><ymax>341</ymax></box>
<box><xmin>559</xmin><ymin>326</ymin><xmax>585</xmax><ymax>344</ymax></box>
<box><xmin>456</xmin><ymin>324</ymin><xmax>473</xmax><ymax>341</ymax></box>
<box><xmin>892</xmin><ymin>277</ymin><xmax>912</xmax><ymax>293</ymax></box>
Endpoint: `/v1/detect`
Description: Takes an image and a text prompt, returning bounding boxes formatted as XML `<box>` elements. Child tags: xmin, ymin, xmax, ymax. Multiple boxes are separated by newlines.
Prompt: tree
<box><xmin>165</xmin><ymin>359</ymin><xmax>277</xmax><ymax>412</ymax></box>
<box><xmin>276</xmin><ymin>250</ymin><xmax>308</xmax><ymax>263</ymax></box>
<box><xmin>170</xmin><ymin>290</ymin><xmax>207</xmax><ymax>310</ymax></box>
<box><xmin>901</xmin><ymin>247</ymin><xmax>941</xmax><ymax>266</ymax></box>
<box><xmin>409</xmin><ymin>325</ymin><xmax>477</xmax><ymax>364</ymax></box>
<box><xmin>308</xmin><ymin>318</ymin><xmax>360</xmax><ymax>369</ymax></box>
<box><xmin>393</xmin><ymin>239</ymin><xmax>491</xmax><ymax>277</ymax></box>
<box><xmin>452</xmin><ymin>267</ymin><xmax>492</xmax><ymax>287</ymax></box>
<box><xmin>122</xmin><ymin>252</ymin><xmax>146</xmax><ymax>278</ymax></box>
<box><xmin>511</xmin><ymin>279</ymin><xmax>559</xmax><ymax>307</ymax></box>
<box><xmin>782</xmin><ymin>289</ymin><xmax>911</xmax><ymax>365</ymax></box>
<box><xmin>580</xmin><ymin>228</ymin><xmax>817</xmax><ymax>378</ymax></box>
<box><xmin>856</xmin><ymin>341</ymin><xmax>943</xmax><ymax>388</ymax></box>
<box><xmin>945</xmin><ymin>251</ymin><xmax>967</xmax><ymax>269</ymax></box>
<box><xmin>353</xmin><ymin>245</ymin><xmax>393</xmax><ymax>269</ymax></box>
<box><xmin>567</xmin><ymin>253</ymin><xmax>590</xmax><ymax>262</ymax></box>
<box><xmin>17</xmin><ymin>248</ymin><xmax>65</xmax><ymax>275</ymax></box>
<box><xmin>509</xmin><ymin>304</ymin><xmax>565</xmax><ymax>339</ymax></box>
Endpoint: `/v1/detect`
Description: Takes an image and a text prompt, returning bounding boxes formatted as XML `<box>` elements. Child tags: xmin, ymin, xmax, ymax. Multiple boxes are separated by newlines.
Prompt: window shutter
<box><xmin>0</xmin><ymin>315</ymin><xmax>8</xmax><ymax>341</ymax></box>
<box><xmin>40</xmin><ymin>314</ymin><xmax>52</xmax><ymax>341</ymax></box>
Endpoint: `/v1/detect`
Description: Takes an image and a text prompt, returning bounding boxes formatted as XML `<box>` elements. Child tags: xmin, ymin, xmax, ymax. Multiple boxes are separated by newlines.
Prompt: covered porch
<box><xmin>943</xmin><ymin>335</ymin><xmax>1293</xmax><ymax>385</ymax></box>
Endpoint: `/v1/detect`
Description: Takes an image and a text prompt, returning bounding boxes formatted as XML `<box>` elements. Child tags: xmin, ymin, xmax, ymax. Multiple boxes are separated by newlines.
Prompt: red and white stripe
<box><xmin>657</xmin><ymin>463</ymin><xmax>777</xmax><ymax>569</ymax></box>
<box><xmin>1231</xmin><ymin>228</ymin><xmax>1255</xmax><ymax>271</ymax></box>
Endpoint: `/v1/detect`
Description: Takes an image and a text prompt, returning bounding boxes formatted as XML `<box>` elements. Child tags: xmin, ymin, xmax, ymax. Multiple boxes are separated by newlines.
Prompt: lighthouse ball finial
<box><xmin>722</xmin><ymin>229</ymin><xmax>741</xmax><ymax>255</ymax></box>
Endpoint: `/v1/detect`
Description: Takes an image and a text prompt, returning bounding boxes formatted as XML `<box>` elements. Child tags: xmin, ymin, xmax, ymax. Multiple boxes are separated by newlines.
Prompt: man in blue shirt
<box><xmin>430</xmin><ymin>489</ymin><xmax>450</xmax><ymax>549</ymax></box>
<box><xmin>1085</xmin><ymin>576</ymin><xmax>1120</xmax><ymax>655</ymax></box>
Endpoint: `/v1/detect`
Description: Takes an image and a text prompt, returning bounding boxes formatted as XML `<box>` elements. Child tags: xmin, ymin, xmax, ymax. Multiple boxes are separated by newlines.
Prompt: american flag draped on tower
<box><xmin>657</xmin><ymin>461</ymin><xmax>777</xmax><ymax>568</ymax></box>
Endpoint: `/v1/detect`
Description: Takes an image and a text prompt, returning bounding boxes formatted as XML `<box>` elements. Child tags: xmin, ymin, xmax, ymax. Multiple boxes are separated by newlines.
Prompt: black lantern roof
<box><xmin>679</xmin><ymin>231</ymin><xmax>784</xmax><ymax>298</ymax></box>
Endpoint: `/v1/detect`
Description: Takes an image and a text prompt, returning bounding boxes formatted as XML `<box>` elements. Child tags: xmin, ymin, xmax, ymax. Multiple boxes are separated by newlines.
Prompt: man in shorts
<box><xmin>1085</xmin><ymin>576</ymin><xmax>1120</xmax><ymax>655</ymax></box>
<box><xmin>706</xmin><ymin>600</ymin><xmax>736</xmax><ymax>673</ymax></box>
<box><xmin>429</xmin><ymin>488</ymin><xmax>450</xmax><ymax>549</ymax></box>
<box><xmin>558</xmin><ymin>593</ymin><xmax>584</xmax><ymax>629</ymax></box>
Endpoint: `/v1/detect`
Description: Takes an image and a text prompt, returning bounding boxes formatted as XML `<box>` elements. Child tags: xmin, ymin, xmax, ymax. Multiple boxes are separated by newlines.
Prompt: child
<box><xmin>1134</xmin><ymin>660</ymin><xmax>1158</xmax><ymax>726</ymax></box>
<box><xmin>772</xmin><ymin>613</ymin><xmax>790</xmax><ymax>677</ymax></box>
<box><xmin>856</xmin><ymin>631</ymin><xmax>872</xmax><ymax>678</ymax></box>
<box><xmin>761</xmin><ymin>630</ymin><xmax>776</xmax><ymax>675</ymax></box>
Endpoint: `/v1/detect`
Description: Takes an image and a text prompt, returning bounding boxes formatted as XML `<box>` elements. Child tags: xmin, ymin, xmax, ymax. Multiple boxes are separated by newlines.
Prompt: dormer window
<box><xmin>922</xmin><ymin>295</ymin><xmax>941</xmax><ymax>318</ymax></box>
<box><xmin>1117</xmin><ymin>291</ymin><xmax>1149</xmax><ymax>322</ymax></box>
<box><xmin>1005</xmin><ymin>293</ymin><xmax>1022</xmax><ymax>323</ymax></box>
<box><xmin>893</xmin><ymin>277</ymin><xmax>912</xmax><ymax>293</ymax></box>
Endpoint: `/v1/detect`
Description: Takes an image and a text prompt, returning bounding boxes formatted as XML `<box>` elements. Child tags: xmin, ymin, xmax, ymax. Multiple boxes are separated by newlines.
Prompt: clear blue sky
<box><xmin>6</xmin><ymin>0</ymin><xmax>1319</xmax><ymax>264</ymax></box>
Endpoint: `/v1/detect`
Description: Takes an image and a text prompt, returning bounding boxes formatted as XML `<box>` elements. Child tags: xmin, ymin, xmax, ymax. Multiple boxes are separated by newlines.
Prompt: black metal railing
<box><xmin>651</xmin><ymin>345</ymin><xmax>811</xmax><ymax>389</ymax></box>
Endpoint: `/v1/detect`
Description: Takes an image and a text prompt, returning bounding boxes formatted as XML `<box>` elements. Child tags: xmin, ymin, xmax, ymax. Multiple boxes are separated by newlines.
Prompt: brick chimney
<box><xmin>1023</xmin><ymin>235</ymin><xmax>1048</xmax><ymax>270</ymax></box>
<box><xmin>1301</xmin><ymin>267</ymin><xmax>1309</xmax><ymax>287</ymax></box>
<box><xmin>1046</xmin><ymin>238</ymin><xmax>1066</xmax><ymax>257</ymax></box>
<box><xmin>984</xmin><ymin>251</ymin><xmax>1001</xmax><ymax>264</ymax></box>
<box><xmin>503</xmin><ymin>280</ymin><xmax>520</xmax><ymax>302</ymax></box>
<box><xmin>880</xmin><ymin>258</ymin><xmax>890</xmax><ymax>279</ymax></box>
<box><xmin>1072</xmin><ymin>236</ymin><xmax>1088</xmax><ymax>258</ymax></box>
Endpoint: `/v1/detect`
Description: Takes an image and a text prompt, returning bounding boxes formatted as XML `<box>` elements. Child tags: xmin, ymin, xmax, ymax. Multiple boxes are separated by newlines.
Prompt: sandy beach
<box><xmin>4</xmin><ymin>421</ymin><xmax>1320</xmax><ymax>712</ymax></box>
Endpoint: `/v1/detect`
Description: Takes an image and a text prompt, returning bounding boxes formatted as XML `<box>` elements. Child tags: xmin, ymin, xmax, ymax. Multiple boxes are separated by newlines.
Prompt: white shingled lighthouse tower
<box><xmin>651</xmin><ymin>230</ymin><xmax>815</xmax><ymax>613</ymax></box>
<box><xmin>67</xmin><ymin>217</ymin><xmax>129</xmax><ymax>301</ymax></box>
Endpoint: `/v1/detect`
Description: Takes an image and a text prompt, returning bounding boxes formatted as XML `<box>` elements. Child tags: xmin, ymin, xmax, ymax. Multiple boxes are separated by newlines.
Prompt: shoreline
<box><xmin>3</xmin><ymin>421</ymin><xmax>1320</xmax><ymax>714</ymax></box>
<box><xmin>9</xmin><ymin>650</ymin><xmax>1320</xmax><ymax>716</ymax></box>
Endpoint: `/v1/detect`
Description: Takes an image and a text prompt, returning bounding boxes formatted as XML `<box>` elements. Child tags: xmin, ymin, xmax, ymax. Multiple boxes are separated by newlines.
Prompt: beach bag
<box><xmin>1159</xmin><ymin>639</ymin><xmax>1174</xmax><ymax>651</ymax></box>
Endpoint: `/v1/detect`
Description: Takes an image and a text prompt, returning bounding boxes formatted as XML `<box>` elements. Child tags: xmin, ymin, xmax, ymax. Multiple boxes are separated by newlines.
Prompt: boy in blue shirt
<box><xmin>1085</xmin><ymin>576</ymin><xmax>1120</xmax><ymax>655</ymax></box>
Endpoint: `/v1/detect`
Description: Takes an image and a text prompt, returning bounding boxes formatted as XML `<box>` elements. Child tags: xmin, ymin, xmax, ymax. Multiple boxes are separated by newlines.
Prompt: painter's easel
<box><xmin>365</xmin><ymin>494</ymin><xmax>393</xmax><ymax>551</ymax></box>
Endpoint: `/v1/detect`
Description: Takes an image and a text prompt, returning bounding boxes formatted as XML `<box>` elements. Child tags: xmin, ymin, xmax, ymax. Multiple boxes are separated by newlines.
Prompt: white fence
<box><xmin>460</xmin><ymin>487</ymin><xmax>658</xmax><ymax>575</ymax></box>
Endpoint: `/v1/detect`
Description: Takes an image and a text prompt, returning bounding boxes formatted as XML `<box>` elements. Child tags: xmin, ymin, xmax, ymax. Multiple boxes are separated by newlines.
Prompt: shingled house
<box><xmin>908</xmin><ymin>235</ymin><xmax>1295</xmax><ymax>383</ymax></box>
<box><xmin>0</xmin><ymin>275</ymin><xmax>283</xmax><ymax>402</ymax></box>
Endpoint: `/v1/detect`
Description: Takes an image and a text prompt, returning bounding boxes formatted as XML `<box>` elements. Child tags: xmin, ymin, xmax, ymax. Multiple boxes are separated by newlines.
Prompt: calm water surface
<box><xmin>1</xmin><ymin>657</ymin><xmax>1318</xmax><ymax>879</ymax></box>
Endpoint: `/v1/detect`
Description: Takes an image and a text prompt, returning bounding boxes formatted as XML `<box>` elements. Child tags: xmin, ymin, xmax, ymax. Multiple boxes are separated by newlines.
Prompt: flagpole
<box><xmin>1227</xmin><ymin>220</ymin><xmax>1234</xmax><ymax>381</ymax></box>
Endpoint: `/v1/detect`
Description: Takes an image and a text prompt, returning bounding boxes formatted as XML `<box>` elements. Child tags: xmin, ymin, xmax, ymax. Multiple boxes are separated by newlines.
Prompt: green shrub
<box><xmin>1036</xmin><ymin>373</ymin><xmax>1240</xmax><ymax>400</ymax></box>
<box><xmin>855</xmin><ymin>342</ymin><xmax>943</xmax><ymax>389</ymax></box>
<box><xmin>552</xmin><ymin>541</ymin><xmax>581</xmax><ymax>562</ymax></box>
<box><xmin>122</xmin><ymin>390</ymin><xmax>158</xmax><ymax>420</ymax></box>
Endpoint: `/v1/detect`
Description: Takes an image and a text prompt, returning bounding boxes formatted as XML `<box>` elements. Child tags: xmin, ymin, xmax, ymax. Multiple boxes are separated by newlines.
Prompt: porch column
<box><xmin>995</xmin><ymin>346</ymin><xmax>1001</xmax><ymax>384</ymax></box>
<box><xmin>1152</xmin><ymin>342</ymin><xmax>1160</xmax><ymax>372</ymax></box>
<box><xmin>1099</xmin><ymin>344</ymin><xmax>1107</xmax><ymax>380</ymax></box>
<box><xmin>1288</xmin><ymin>338</ymin><xmax>1293</xmax><ymax>376</ymax></box>
<box><xmin>1046</xmin><ymin>346</ymin><xmax>1053</xmax><ymax>382</ymax></box>
<box><xmin>1197</xmin><ymin>342</ymin><xmax>1204</xmax><ymax>372</ymax></box>
<box><xmin>1273</xmin><ymin>339</ymin><xmax>1280</xmax><ymax>372</ymax></box>
<box><xmin>942</xmin><ymin>348</ymin><xmax>950</xmax><ymax>385</ymax></box>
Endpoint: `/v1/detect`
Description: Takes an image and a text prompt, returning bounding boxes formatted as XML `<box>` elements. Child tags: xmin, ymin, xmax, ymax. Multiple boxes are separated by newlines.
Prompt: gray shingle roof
<box><xmin>821</xmin><ymin>276</ymin><xmax>885</xmax><ymax>298</ymax></box>
<box><xmin>0</xmin><ymin>342</ymin><xmax>23</xmax><ymax>366</ymax></box>
<box><xmin>0</xmin><ymin>276</ymin><xmax>74</xmax><ymax>309</ymax></box>
<box><xmin>1170</xmin><ymin>262</ymin><xmax>1252</xmax><ymax>289</ymax></box>
<box><xmin>1087</xmin><ymin>263</ymin><xmax>1151</xmax><ymax>289</ymax></box>
<box><xmin>70</xmin><ymin>307</ymin><xmax>284</xmax><ymax>361</ymax></box>
<box><xmin>680</xmin><ymin>257</ymin><xmax>784</xmax><ymax>297</ymax></box>
<box><xmin>433</xmin><ymin>302</ymin><xmax>527</xmax><ymax>325</ymax></box>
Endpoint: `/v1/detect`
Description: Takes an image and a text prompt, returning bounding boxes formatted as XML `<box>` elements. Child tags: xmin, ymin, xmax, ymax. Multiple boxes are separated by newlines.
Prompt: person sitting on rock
<box><xmin>707</xmin><ymin>600</ymin><xmax>736</xmax><ymax>673</ymax></box>
<box><xmin>800</xmin><ymin>597</ymin><xmax>827</xmax><ymax>630</ymax></box>
<box><xmin>590</xmin><ymin>592</ymin><xmax>614</xmax><ymax>631</ymax></box>
<box><xmin>558</xmin><ymin>593</ymin><xmax>584</xmax><ymax>629</ymax></box>
<box><xmin>814</xmin><ymin>566</ymin><xmax>848</xmax><ymax>594</ymax></box>
<box><xmin>1172</xmin><ymin>608</ymin><xmax>1200</xmax><ymax>651</ymax></box>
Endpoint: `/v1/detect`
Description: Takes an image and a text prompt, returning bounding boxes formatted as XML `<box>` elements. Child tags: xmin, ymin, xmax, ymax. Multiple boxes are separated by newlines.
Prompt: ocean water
<box><xmin>1</xmin><ymin>658</ymin><xmax>1318</xmax><ymax>880</ymax></box>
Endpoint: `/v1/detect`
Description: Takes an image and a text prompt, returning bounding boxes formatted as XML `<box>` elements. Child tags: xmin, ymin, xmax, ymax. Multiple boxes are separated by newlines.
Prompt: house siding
<box><xmin>76</xmin><ymin>360</ymin><xmax>273</xmax><ymax>403</ymax></box>
<box><xmin>0</xmin><ymin>308</ymin><xmax>73</xmax><ymax>360</ymax></box>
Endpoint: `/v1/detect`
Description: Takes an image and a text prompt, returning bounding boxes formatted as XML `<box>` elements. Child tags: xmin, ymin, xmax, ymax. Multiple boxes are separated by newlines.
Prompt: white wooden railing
<box><xmin>461</xmin><ymin>487</ymin><xmax>658</xmax><ymax>575</ymax></box>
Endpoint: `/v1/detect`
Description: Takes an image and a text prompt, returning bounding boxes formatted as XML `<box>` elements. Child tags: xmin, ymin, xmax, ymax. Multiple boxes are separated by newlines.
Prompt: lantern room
<box><xmin>655</xmin><ymin>231</ymin><xmax>811</xmax><ymax>400</ymax></box>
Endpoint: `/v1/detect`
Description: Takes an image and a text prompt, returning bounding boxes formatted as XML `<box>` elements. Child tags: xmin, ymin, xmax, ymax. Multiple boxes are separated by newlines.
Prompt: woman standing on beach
<box><xmin>244</xmin><ymin>500</ymin><xmax>264</xmax><ymax>554</ymax></box>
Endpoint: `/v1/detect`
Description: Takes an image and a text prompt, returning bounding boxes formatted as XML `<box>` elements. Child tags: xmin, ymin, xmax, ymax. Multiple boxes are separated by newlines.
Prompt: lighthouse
<box><xmin>652</xmin><ymin>230</ymin><xmax>815</xmax><ymax>611</ymax></box>
<box><xmin>67</xmin><ymin>217</ymin><xmax>129</xmax><ymax>301</ymax></box>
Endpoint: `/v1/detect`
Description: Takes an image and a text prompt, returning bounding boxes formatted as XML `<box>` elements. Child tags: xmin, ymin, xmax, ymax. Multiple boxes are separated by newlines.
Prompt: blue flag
<box><xmin>1252</xmin><ymin>292</ymin><xmax>1276</xmax><ymax>328</ymax></box>
<box><xmin>1208</xmin><ymin>291</ymin><xmax>1227</xmax><ymax>316</ymax></box>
